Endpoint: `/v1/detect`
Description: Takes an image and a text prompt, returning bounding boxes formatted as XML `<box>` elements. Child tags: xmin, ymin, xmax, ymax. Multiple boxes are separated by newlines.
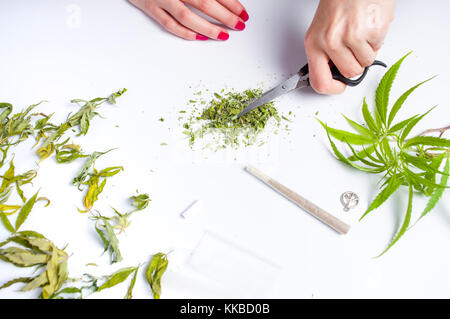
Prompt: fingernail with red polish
<box><xmin>196</xmin><ymin>34</ymin><xmax>208</xmax><ymax>41</ymax></box>
<box><xmin>218</xmin><ymin>32</ymin><xmax>229</xmax><ymax>41</ymax></box>
<box><xmin>239</xmin><ymin>10</ymin><xmax>249</xmax><ymax>22</ymax></box>
<box><xmin>235</xmin><ymin>21</ymin><xmax>245</xmax><ymax>31</ymax></box>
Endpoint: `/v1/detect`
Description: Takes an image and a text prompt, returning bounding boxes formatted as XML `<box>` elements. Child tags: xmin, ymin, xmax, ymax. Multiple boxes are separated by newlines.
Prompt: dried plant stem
<box><xmin>416</xmin><ymin>125</ymin><xmax>450</xmax><ymax>138</ymax></box>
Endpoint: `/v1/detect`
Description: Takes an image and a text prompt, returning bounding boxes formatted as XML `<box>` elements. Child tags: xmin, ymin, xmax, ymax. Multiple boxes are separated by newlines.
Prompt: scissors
<box><xmin>238</xmin><ymin>60</ymin><xmax>387</xmax><ymax>118</ymax></box>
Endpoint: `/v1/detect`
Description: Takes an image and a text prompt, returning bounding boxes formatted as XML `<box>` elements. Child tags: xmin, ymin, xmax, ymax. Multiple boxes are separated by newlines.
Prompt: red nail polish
<box><xmin>196</xmin><ymin>34</ymin><xmax>208</xmax><ymax>41</ymax></box>
<box><xmin>239</xmin><ymin>10</ymin><xmax>249</xmax><ymax>22</ymax></box>
<box><xmin>218</xmin><ymin>32</ymin><xmax>229</xmax><ymax>41</ymax></box>
<box><xmin>235</xmin><ymin>21</ymin><xmax>246</xmax><ymax>31</ymax></box>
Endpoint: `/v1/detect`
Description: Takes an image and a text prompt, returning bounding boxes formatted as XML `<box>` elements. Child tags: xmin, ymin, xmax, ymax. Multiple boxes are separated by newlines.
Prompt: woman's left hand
<box><xmin>128</xmin><ymin>0</ymin><xmax>249</xmax><ymax>41</ymax></box>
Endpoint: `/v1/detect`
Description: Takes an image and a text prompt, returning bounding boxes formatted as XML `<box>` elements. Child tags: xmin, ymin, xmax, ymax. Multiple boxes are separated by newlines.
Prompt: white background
<box><xmin>0</xmin><ymin>0</ymin><xmax>450</xmax><ymax>299</ymax></box>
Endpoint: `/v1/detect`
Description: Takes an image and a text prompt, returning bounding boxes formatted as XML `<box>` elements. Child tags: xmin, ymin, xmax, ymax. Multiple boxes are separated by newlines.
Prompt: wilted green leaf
<box><xmin>0</xmin><ymin>247</ymin><xmax>48</xmax><ymax>266</ymax></box>
<box><xmin>72</xmin><ymin>150</ymin><xmax>113</xmax><ymax>187</ymax></box>
<box><xmin>21</xmin><ymin>271</ymin><xmax>48</xmax><ymax>292</ymax></box>
<box><xmin>0</xmin><ymin>212</ymin><xmax>14</xmax><ymax>233</ymax></box>
<box><xmin>145</xmin><ymin>253</ymin><xmax>168</xmax><ymax>299</ymax></box>
<box><xmin>97</xmin><ymin>266</ymin><xmax>136</xmax><ymax>292</ymax></box>
<box><xmin>92</xmin><ymin>212</ymin><xmax>123</xmax><ymax>264</ymax></box>
<box><xmin>95</xmin><ymin>224</ymin><xmax>109</xmax><ymax>254</ymax></box>
<box><xmin>55</xmin><ymin>143</ymin><xmax>88</xmax><ymax>163</ymax></box>
<box><xmin>15</xmin><ymin>191</ymin><xmax>40</xmax><ymax>231</ymax></box>
<box><xmin>125</xmin><ymin>267</ymin><xmax>139</xmax><ymax>299</ymax></box>
<box><xmin>42</xmin><ymin>246</ymin><xmax>59</xmax><ymax>299</ymax></box>
<box><xmin>0</xmin><ymin>276</ymin><xmax>34</xmax><ymax>289</ymax></box>
<box><xmin>103</xmin><ymin>219</ymin><xmax>122</xmax><ymax>264</ymax></box>
<box><xmin>130</xmin><ymin>193</ymin><xmax>151</xmax><ymax>212</ymax></box>
<box><xmin>0</xmin><ymin>160</ymin><xmax>15</xmax><ymax>193</ymax></box>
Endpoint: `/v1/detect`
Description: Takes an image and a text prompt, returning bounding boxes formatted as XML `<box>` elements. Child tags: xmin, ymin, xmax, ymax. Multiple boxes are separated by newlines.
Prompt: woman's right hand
<box><xmin>304</xmin><ymin>0</ymin><xmax>396</xmax><ymax>94</ymax></box>
<box><xmin>128</xmin><ymin>0</ymin><xmax>249</xmax><ymax>41</ymax></box>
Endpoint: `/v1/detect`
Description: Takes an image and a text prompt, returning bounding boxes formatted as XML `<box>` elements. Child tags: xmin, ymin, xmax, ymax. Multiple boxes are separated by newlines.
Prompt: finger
<box><xmin>367</xmin><ymin>28</ymin><xmax>388</xmax><ymax>51</ymax></box>
<box><xmin>164</xmin><ymin>1</ymin><xmax>229</xmax><ymax>40</ymax></box>
<box><xmin>184</xmin><ymin>0</ymin><xmax>246</xmax><ymax>31</ymax></box>
<box><xmin>128</xmin><ymin>0</ymin><xmax>140</xmax><ymax>6</ymax></box>
<box><xmin>345</xmin><ymin>38</ymin><xmax>376</xmax><ymax>67</ymax></box>
<box><xmin>326</xmin><ymin>44</ymin><xmax>365</xmax><ymax>79</ymax></box>
<box><xmin>368</xmin><ymin>38</ymin><xmax>384</xmax><ymax>52</ymax></box>
<box><xmin>216</xmin><ymin>0</ymin><xmax>249</xmax><ymax>21</ymax></box>
<box><xmin>151</xmin><ymin>6</ymin><xmax>197</xmax><ymax>40</ymax></box>
<box><xmin>307</xmin><ymin>49</ymin><xmax>346</xmax><ymax>95</ymax></box>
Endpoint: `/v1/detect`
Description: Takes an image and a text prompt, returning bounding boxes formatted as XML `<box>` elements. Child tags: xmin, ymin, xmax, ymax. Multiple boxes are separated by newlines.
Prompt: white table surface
<box><xmin>1</xmin><ymin>0</ymin><xmax>450</xmax><ymax>299</ymax></box>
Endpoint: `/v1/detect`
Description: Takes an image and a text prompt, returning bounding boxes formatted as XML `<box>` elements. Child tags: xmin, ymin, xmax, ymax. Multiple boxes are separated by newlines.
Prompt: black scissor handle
<box><xmin>299</xmin><ymin>60</ymin><xmax>387</xmax><ymax>87</ymax></box>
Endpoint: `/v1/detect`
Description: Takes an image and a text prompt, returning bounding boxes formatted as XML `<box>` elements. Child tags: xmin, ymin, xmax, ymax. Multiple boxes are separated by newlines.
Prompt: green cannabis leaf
<box><xmin>319</xmin><ymin>52</ymin><xmax>450</xmax><ymax>256</ymax></box>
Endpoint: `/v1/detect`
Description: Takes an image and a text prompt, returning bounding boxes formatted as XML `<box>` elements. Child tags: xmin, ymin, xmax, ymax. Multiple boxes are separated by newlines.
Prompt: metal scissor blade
<box><xmin>238</xmin><ymin>72</ymin><xmax>308</xmax><ymax>118</ymax></box>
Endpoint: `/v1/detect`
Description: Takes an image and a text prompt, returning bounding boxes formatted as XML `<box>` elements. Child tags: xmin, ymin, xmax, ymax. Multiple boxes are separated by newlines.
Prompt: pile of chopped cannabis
<box><xmin>181</xmin><ymin>88</ymin><xmax>292</xmax><ymax>149</ymax></box>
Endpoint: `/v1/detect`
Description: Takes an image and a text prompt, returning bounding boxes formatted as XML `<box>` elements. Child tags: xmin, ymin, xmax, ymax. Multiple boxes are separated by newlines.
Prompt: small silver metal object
<box><xmin>340</xmin><ymin>191</ymin><xmax>359</xmax><ymax>212</ymax></box>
